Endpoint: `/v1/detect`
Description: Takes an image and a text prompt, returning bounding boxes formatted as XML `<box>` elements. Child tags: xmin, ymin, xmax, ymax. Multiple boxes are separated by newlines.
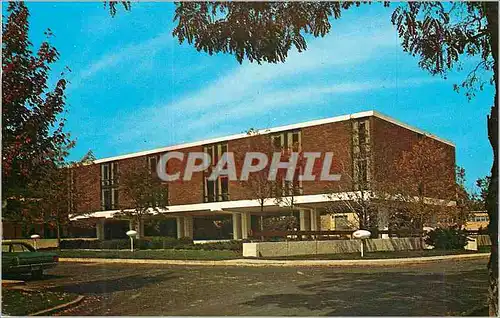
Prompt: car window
<box><xmin>11</xmin><ymin>244</ymin><xmax>29</xmax><ymax>253</ymax></box>
<box><xmin>2</xmin><ymin>244</ymin><xmax>10</xmax><ymax>252</ymax></box>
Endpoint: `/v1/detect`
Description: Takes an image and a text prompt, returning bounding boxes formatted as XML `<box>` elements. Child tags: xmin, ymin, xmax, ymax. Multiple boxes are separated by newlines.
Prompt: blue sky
<box><xmin>13</xmin><ymin>2</ymin><xmax>494</xmax><ymax>190</ymax></box>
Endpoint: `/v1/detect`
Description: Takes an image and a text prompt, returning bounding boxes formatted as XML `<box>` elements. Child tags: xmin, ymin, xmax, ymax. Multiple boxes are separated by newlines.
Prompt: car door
<box><xmin>1</xmin><ymin>243</ymin><xmax>16</xmax><ymax>271</ymax></box>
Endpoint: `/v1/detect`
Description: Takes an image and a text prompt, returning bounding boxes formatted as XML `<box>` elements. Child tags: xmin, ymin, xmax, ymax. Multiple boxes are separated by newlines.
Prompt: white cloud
<box><xmin>69</xmin><ymin>31</ymin><xmax>173</xmax><ymax>89</ymax></box>
<box><xmin>111</xmin><ymin>24</ymin><xmax>401</xmax><ymax>145</ymax></box>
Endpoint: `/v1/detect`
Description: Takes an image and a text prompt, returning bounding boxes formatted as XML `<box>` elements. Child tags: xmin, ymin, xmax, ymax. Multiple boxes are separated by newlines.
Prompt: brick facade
<box><xmin>72</xmin><ymin>113</ymin><xmax>455</xmax><ymax>214</ymax></box>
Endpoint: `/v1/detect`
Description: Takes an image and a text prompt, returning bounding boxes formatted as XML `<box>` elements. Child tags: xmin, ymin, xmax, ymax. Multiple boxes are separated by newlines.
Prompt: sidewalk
<box><xmin>60</xmin><ymin>252</ymin><xmax>490</xmax><ymax>267</ymax></box>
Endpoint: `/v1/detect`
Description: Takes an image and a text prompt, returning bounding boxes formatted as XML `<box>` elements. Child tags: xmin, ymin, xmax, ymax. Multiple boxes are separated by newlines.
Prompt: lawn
<box><xmin>56</xmin><ymin>248</ymin><xmax>486</xmax><ymax>261</ymax></box>
<box><xmin>1</xmin><ymin>289</ymin><xmax>78</xmax><ymax>316</ymax></box>
<box><xmin>57</xmin><ymin>249</ymin><xmax>241</xmax><ymax>260</ymax></box>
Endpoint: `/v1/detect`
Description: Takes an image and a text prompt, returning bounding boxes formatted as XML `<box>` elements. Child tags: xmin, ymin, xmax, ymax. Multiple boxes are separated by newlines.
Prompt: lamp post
<box><xmin>126</xmin><ymin>230</ymin><xmax>137</xmax><ymax>252</ymax></box>
<box><xmin>30</xmin><ymin>234</ymin><xmax>40</xmax><ymax>250</ymax></box>
<box><xmin>353</xmin><ymin>229</ymin><xmax>371</xmax><ymax>258</ymax></box>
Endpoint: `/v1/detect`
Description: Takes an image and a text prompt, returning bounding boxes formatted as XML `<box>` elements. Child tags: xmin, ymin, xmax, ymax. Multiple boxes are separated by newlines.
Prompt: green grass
<box><xmin>57</xmin><ymin>248</ymin><xmax>486</xmax><ymax>261</ymax></box>
<box><xmin>1</xmin><ymin>289</ymin><xmax>77</xmax><ymax>316</ymax></box>
<box><xmin>259</xmin><ymin>249</ymin><xmax>483</xmax><ymax>260</ymax></box>
<box><xmin>58</xmin><ymin>249</ymin><xmax>241</xmax><ymax>260</ymax></box>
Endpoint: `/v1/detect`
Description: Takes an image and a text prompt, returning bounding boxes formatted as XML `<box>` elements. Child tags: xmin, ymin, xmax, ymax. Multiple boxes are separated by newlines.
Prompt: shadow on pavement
<box><xmin>242</xmin><ymin>269</ymin><xmax>487</xmax><ymax>316</ymax></box>
<box><xmin>2</xmin><ymin>273</ymin><xmax>65</xmax><ymax>282</ymax></box>
<box><xmin>48</xmin><ymin>273</ymin><xmax>177</xmax><ymax>295</ymax></box>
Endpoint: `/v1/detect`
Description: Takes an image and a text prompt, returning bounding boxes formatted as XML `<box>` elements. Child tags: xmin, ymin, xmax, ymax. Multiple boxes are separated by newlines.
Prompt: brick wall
<box><xmin>301</xmin><ymin>120</ymin><xmax>353</xmax><ymax>194</ymax></box>
<box><xmin>371</xmin><ymin>117</ymin><xmax>455</xmax><ymax>199</ymax></box>
<box><xmin>72</xmin><ymin>114</ymin><xmax>455</xmax><ymax>214</ymax></box>
<box><xmin>167</xmin><ymin>145</ymin><xmax>205</xmax><ymax>205</ymax></box>
<box><xmin>73</xmin><ymin>163</ymin><xmax>101</xmax><ymax>213</ymax></box>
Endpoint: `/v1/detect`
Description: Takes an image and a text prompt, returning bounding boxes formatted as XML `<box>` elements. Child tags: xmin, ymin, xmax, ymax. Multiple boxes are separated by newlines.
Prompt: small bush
<box><xmin>197</xmin><ymin>240</ymin><xmax>243</xmax><ymax>251</ymax></box>
<box><xmin>425</xmin><ymin>227</ymin><xmax>469</xmax><ymax>250</ymax></box>
<box><xmin>60</xmin><ymin>237</ymin><xmax>242</xmax><ymax>251</ymax></box>
<box><xmin>60</xmin><ymin>239</ymin><xmax>101</xmax><ymax>249</ymax></box>
<box><xmin>100</xmin><ymin>239</ymin><xmax>130</xmax><ymax>249</ymax></box>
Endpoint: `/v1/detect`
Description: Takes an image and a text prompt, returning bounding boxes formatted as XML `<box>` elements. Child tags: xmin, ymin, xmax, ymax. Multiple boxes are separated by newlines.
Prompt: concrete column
<box><xmin>96</xmin><ymin>219</ymin><xmax>105</xmax><ymax>240</ymax></box>
<box><xmin>299</xmin><ymin>210</ymin><xmax>311</xmax><ymax>231</ymax></box>
<box><xmin>377</xmin><ymin>207</ymin><xmax>389</xmax><ymax>239</ymax></box>
<box><xmin>138</xmin><ymin>219</ymin><xmax>145</xmax><ymax>239</ymax></box>
<box><xmin>310</xmin><ymin>209</ymin><xmax>319</xmax><ymax>231</ymax></box>
<box><xmin>299</xmin><ymin>209</ymin><xmax>311</xmax><ymax>240</ymax></box>
<box><xmin>184</xmin><ymin>216</ymin><xmax>194</xmax><ymax>239</ymax></box>
<box><xmin>176</xmin><ymin>217</ymin><xmax>185</xmax><ymax>239</ymax></box>
<box><xmin>232</xmin><ymin>213</ymin><xmax>242</xmax><ymax>240</ymax></box>
<box><xmin>241</xmin><ymin>213</ymin><xmax>251</xmax><ymax>239</ymax></box>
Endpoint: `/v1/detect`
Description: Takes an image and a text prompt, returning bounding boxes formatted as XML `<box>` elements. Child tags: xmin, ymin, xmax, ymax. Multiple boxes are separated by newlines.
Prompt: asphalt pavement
<box><xmin>16</xmin><ymin>258</ymin><xmax>488</xmax><ymax>316</ymax></box>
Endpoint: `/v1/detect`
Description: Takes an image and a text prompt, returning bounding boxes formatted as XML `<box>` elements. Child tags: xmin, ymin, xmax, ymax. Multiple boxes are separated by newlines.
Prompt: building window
<box><xmin>472</xmin><ymin>215</ymin><xmax>489</xmax><ymax>222</ymax></box>
<box><xmin>148</xmin><ymin>155</ymin><xmax>159</xmax><ymax>175</ymax></box>
<box><xmin>352</xmin><ymin>119</ymin><xmax>371</xmax><ymax>190</ymax></box>
<box><xmin>271</xmin><ymin>130</ymin><xmax>301</xmax><ymax>152</ymax></box>
<box><xmin>203</xmin><ymin>142</ymin><xmax>229</xmax><ymax>202</ymax></box>
<box><xmin>270</xmin><ymin>130</ymin><xmax>303</xmax><ymax>196</ymax></box>
<box><xmin>334</xmin><ymin>215</ymin><xmax>350</xmax><ymax>230</ymax></box>
<box><xmin>101</xmin><ymin>162</ymin><xmax>119</xmax><ymax>210</ymax></box>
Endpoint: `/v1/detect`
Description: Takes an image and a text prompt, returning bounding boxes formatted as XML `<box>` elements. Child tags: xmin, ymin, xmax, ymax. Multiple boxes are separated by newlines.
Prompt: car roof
<box><xmin>2</xmin><ymin>240</ymin><xmax>31</xmax><ymax>245</ymax></box>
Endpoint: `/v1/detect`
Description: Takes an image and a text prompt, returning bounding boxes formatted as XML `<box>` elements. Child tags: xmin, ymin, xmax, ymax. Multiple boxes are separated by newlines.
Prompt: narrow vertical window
<box><xmin>203</xmin><ymin>142</ymin><xmax>229</xmax><ymax>202</ymax></box>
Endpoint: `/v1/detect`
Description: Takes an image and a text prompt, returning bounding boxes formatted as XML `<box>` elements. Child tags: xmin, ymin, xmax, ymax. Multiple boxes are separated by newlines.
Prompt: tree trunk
<box><xmin>260</xmin><ymin>204</ymin><xmax>264</xmax><ymax>241</ymax></box>
<box><xmin>56</xmin><ymin>220</ymin><xmax>61</xmax><ymax>251</ymax></box>
<box><xmin>484</xmin><ymin>2</ymin><xmax>498</xmax><ymax>316</ymax></box>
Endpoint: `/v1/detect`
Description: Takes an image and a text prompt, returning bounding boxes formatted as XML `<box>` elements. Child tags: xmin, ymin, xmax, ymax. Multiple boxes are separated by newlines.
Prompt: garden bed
<box><xmin>1</xmin><ymin>289</ymin><xmax>78</xmax><ymax>316</ymax></box>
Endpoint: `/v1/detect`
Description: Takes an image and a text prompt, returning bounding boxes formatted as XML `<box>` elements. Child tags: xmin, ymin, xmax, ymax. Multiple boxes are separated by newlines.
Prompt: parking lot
<box><xmin>18</xmin><ymin>258</ymin><xmax>488</xmax><ymax>316</ymax></box>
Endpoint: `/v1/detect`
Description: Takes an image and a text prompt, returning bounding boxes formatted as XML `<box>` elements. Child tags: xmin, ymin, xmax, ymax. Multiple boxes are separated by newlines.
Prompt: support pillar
<box><xmin>232</xmin><ymin>213</ymin><xmax>242</xmax><ymax>240</ymax></box>
<box><xmin>310</xmin><ymin>209</ymin><xmax>319</xmax><ymax>231</ymax></box>
<box><xmin>310</xmin><ymin>209</ymin><xmax>321</xmax><ymax>240</ymax></box>
<box><xmin>299</xmin><ymin>210</ymin><xmax>311</xmax><ymax>231</ymax></box>
<box><xmin>241</xmin><ymin>213</ymin><xmax>251</xmax><ymax>239</ymax></box>
<box><xmin>184</xmin><ymin>216</ymin><xmax>194</xmax><ymax>239</ymax></box>
<box><xmin>377</xmin><ymin>207</ymin><xmax>389</xmax><ymax>239</ymax></box>
<box><xmin>300</xmin><ymin>209</ymin><xmax>311</xmax><ymax>239</ymax></box>
<box><xmin>96</xmin><ymin>219</ymin><xmax>105</xmax><ymax>240</ymax></box>
<box><xmin>176</xmin><ymin>216</ymin><xmax>185</xmax><ymax>239</ymax></box>
<box><xmin>128</xmin><ymin>219</ymin><xmax>144</xmax><ymax>239</ymax></box>
<box><xmin>138</xmin><ymin>219</ymin><xmax>145</xmax><ymax>239</ymax></box>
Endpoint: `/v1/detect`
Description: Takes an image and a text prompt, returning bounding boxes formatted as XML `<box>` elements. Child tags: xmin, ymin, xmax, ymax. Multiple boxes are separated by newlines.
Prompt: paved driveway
<box><xmin>20</xmin><ymin>258</ymin><xmax>488</xmax><ymax>316</ymax></box>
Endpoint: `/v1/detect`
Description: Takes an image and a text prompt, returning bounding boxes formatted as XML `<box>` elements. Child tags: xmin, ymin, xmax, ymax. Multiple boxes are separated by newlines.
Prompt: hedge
<box><xmin>59</xmin><ymin>237</ymin><xmax>243</xmax><ymax>251</ymax></box>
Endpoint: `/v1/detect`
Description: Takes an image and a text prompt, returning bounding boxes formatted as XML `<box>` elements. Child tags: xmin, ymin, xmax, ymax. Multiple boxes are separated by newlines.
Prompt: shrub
<box><xmin>60</xmin><ymin>237</ymin><xmax>242</xmax><ymax>251</ymax></box>
<box><xmin>100</xmin><ymin>239</ymin><xmax>130</xmax><ymax>249</ymax></box>
<box><xmin>424</xmin><ymin>227</ymin><xmax>469</xmax><ymax>250</ymax></box>
<box><xmin>197</xmin><ymin>240</ymin><xmax>243</xmax><ymax>251</ymax></box>
<box><xmin>60</xmin><ymin>239</ymin><xmax>101</xmax><ymax>249</ymax></box>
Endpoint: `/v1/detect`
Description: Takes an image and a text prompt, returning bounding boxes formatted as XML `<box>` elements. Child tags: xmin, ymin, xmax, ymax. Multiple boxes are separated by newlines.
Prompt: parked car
<box><xmin>2</xmin><ymin>241</ymin><xmax>58</xmax><ymax>278</ymax></box>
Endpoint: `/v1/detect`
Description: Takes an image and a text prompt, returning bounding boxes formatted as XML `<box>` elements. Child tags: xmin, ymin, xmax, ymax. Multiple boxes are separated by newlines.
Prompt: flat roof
<box><xmin>93</xmin><ymin>110</ymin><xmax>454</xmax><ymax>164</ymax></box>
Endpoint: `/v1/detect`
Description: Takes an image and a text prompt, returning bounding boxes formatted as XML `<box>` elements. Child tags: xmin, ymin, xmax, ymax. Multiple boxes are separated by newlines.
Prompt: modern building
<box><xmin>66</xmin><ymin>110</ymin><xmax>456</xmax><ymax>240</ymax></box>
<box><xmin>465</xmin><ymin>211</ymin><xmax>489</xmax><ymax>231</ymax></box>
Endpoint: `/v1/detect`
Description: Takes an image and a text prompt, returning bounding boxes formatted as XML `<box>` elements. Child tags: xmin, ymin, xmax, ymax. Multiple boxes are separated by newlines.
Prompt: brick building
<box><xmin>70</xmin><ymin>110</ymin><xmax>456</xmax><ymax>240</ymax></box>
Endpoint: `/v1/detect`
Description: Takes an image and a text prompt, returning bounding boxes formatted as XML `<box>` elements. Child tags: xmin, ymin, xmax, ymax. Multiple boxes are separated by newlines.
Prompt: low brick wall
<box><xmin>243</xmin><ymin>238</ymin><xmax>423</xmax><ymax>258</ymax></box>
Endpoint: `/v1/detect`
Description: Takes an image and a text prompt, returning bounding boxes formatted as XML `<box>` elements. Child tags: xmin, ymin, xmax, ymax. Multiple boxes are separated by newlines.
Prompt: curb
<box><xmin>29</xmin><ymin>295</ymin><xmax>85</xmax><ymax>316</ymax></box>
<box><xmin>2</xmin><ymin>280</ymin><xmax>25</xmax><ymax>288</ymax></box>
<box><xmin>59</xmin><ymin>252</ymin><xmax>490</xmax><ymax>267</ymax></box>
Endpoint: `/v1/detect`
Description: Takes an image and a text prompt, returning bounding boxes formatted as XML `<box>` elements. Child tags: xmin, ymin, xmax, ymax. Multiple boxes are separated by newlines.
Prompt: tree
<box><xmin>476</xmin><ymin>174</ymin><xmax>492</xmax><ymax>209</ymax></box>
<box><xmin>326</xmin><ymin>160</ymin><xmax>381</xmax><ymax>233</ymax></box>
<box><xmin>2</xmin><ymin>2</ymin><xmax>74</xmax><ymax>225</ymax></box>
<box><xmin>171</xmin><ymin>3</ymin><xmax>498</xmax><ymax>313</ymax></box>
<box><xmin>33</xmin><ymin>155</ymin><xmax>95</xmax><ymax>249</ymax></box>
<box><xmin>239</xmin><ymin>129</ymin><xmax>282</xmax><ymax>237</ymax></box>
<box><xmin>116</xmin><ymin>158</ymin><xmax>169</xmax><ymax>239</ymax></box>
<box><xmin>386</xmin><ymin>138</ymin><xmax>456</xmax><ymax>235</ymax></box>
<box><xmin>454</xmin><ymin>166</ymin><xmax>477</xmax><ymax>226</ymax></box>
